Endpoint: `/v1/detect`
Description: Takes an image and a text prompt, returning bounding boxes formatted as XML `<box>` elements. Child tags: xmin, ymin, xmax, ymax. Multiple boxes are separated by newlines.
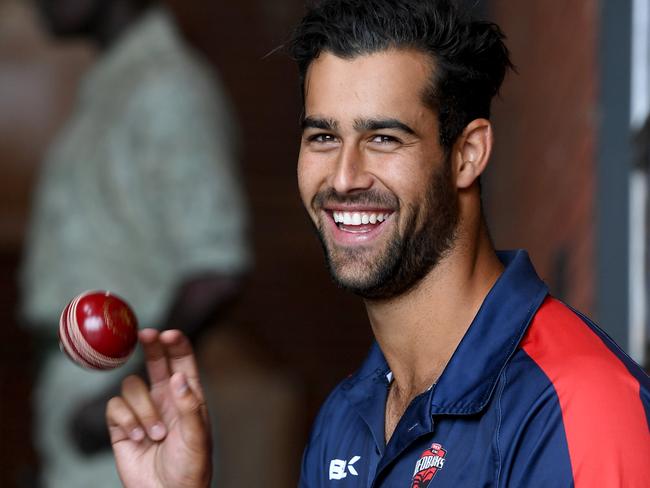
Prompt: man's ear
<box><xmin>452</xmin><ymin>119</ymin><xmax>493</xmax><ymax>189</ymax></box>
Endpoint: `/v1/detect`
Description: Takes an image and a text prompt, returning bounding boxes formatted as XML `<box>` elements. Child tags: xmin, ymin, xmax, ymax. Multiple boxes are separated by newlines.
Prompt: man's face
<box><xmin>297</xmin><ymin>49</ymin><xmax>459</xmax><ymax>300</ymax></box>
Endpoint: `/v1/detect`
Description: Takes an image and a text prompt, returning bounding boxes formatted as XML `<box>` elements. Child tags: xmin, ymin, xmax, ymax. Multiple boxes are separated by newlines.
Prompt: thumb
<box><xmin>170</xmin><ymin>372</ymin><xmax>210</xmax><ymax>450</ymax></box>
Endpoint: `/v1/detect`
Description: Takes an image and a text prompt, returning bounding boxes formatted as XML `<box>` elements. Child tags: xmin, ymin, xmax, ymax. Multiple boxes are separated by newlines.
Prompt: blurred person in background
<box><xmin>19</xmin><ymin>0</ymin><xmax>250</xmax><ymax>486</ymax></box>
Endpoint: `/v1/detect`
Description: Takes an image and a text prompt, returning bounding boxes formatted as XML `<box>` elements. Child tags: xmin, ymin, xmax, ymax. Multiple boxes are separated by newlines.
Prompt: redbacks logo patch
<box><xmin>410</xmin><ymin>443</ymin><xmax>447</xmax><ymax>488</ymax></box>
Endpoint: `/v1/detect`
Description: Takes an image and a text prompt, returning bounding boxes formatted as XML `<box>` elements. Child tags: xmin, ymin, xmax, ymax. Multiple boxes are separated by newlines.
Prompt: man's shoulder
<box><xmin>497</xmin><ymin>295</ymin><xmax>649</xmax><ymax>440</ymax></box>
<box><xmin>498</xmin><ymin>297</ymin><xmax>650</xmax><ymax>486</ymax></box>
<box><xmin>519</xmin><ymin>297</ymin><xmax>649</xmax><ymax>396</ymax></box>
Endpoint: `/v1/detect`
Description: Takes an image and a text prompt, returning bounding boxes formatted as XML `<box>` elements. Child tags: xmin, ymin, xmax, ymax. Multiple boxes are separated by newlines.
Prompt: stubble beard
<box><xmin>314</xmin><ymin>161</ymin><xmax>459</xmax><ymax>300</ymax></box>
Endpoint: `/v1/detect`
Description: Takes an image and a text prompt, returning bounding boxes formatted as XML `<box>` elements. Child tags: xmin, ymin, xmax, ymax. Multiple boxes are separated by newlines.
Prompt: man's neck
<box><xmin>367</xmin><ymin>222</ymin><xmax>503</xmax><ymax>431</ymax></box>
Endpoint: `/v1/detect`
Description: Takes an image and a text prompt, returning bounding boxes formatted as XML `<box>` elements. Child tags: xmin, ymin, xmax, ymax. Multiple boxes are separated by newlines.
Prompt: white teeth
<box><xmin>333</xmin><ymin>211</ymin><xmax>391</xmax><ymax>226</ymax></box>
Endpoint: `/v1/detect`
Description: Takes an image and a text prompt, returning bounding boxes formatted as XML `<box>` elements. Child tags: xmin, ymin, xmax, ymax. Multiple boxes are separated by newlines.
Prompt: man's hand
<box><xmin>73</xmin><ymin>274</ymin><xmax>240</xmax><ymax>456</ymax></box>
<box><xmin>106</xmin><ymin>329</ymin><xmax>212</xmax><ymax>488</ymax></box>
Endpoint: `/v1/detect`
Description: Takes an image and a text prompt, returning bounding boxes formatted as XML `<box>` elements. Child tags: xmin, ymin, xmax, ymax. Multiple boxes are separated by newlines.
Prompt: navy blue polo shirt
<box><xmin>299</xmin><ymin>250</ymin><xmax>650</xmax><ymax>487</ymax></box>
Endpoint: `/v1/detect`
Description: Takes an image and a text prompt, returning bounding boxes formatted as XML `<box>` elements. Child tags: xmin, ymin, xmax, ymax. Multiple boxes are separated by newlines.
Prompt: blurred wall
<box><xmin>0</xmin><ymin>0</ymin><xmax>94</xmax><ymax>249</ymax></box>
<box><xmin>0</xmin><ymin>1</ymin><xmax>94</xmax><ymax>486</ymax></box>
<box><xmin>486</xmin><ymin>0</ymin><xmax>598</xmax><ymax>316</ymax></box>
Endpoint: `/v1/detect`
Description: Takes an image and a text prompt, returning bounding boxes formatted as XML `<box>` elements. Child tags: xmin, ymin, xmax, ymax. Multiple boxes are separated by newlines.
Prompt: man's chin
<box><xmin>328</xmin><ymin>265</ymin><xmax>370</xmax><ymax>288</ymax></box>
<box><xmin>326</xmin><ymin>258</ymin><xmax>396</xmax><ymax>298</ymax></box>
<box><xmin>326</xmin><ymin>251</ymin><xmax>425</xmax><ymax>301</ymax></box>
<box><xmin>319</xmin><ymin>234</ymin><xmax>398</xmax><ymax>295</ymax></box>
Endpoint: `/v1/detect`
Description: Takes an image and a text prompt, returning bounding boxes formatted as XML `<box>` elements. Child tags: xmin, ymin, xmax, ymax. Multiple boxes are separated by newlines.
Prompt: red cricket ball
<box><xmin>59</xmin><ymin>290</ymin><xmax>138</xmax><ymax>370</ymax></box>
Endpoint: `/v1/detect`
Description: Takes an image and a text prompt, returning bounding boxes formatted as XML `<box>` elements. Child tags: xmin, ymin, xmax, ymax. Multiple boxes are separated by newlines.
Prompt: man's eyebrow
<box><xmin>301</xmin><ymin>116</ymin><xmax>339</xmax><ymax>131</ymax></box>
<box><xmin>354</xmin><ymin>118</ymin><xmax>416</xmax><ymax>135</ymax></box>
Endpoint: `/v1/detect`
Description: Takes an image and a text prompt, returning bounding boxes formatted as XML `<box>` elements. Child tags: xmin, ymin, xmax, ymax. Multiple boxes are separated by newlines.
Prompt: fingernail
<box><xmin>129</xmin><ymin>427</ymin><xmax>145</xmax><ymax>442</ymax></box>
<box><xmin>150</xmin><ymin>422</ymin><xmax>166</xmax><ymax>440</ymax></box>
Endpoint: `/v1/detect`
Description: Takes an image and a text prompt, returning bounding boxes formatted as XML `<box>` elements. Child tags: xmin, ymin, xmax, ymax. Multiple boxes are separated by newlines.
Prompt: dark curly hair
<box><xmin>288</xmin><ymin>0</ymin><xmax>513</xmax><ymax>153</ymax></box>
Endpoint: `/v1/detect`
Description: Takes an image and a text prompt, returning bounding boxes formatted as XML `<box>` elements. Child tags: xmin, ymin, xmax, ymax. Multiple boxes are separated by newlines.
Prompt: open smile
<box><xmin>333</xmin><ymin>211</ymin><xmax>392</xmax><ymax>227</ymax></box>
<box><xmin>323</xmin><ymin>209</ymin><xmax>395</xmax><ymax>244</ymax></box>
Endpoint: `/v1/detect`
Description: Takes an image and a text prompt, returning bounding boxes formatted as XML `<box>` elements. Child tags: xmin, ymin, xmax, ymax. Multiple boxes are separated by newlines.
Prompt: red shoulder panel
<box><xmin>521</xmin><ymin>297</ymin><xmax>650</xmax><ymax>487</ymax></box>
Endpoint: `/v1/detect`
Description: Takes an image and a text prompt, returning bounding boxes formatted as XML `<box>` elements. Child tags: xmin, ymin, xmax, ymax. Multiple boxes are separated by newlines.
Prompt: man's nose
<box><xmin>329</xmin><ymin>144</ymin><xmax>373</xmax><ymax>194</ymax></box>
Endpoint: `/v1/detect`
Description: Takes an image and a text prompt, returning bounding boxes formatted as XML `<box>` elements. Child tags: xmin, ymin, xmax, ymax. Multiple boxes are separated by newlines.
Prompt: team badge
<box><xmin>410</xmin><ymin>442</ymin><xmax>447</xmax><ymax>488</ymax></box>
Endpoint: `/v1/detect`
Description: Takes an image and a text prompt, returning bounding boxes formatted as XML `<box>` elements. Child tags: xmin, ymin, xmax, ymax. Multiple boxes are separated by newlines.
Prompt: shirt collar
<box><xmin>431</xmin><ymin>249</ymin><xmax>548</xmax><ymax>414</ymax></box>
<box><xmin>343</xmin><ymin>250</ymin><xmax>548</xmax><ymax>417</ymax></box>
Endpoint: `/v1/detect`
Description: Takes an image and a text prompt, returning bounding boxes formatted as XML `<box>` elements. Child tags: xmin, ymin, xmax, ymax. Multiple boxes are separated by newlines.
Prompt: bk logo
<box><xmin>411</xmin><ymin>442</ymin><xmax>447</xmax><ymax>488</ymax></box>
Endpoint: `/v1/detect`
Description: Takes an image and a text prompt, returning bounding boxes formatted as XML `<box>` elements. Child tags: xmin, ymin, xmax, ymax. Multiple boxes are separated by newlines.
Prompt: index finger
<box><xmin>139</xmin><ymin>328</ymin><xmax>170</xmax><ymax>386</ymax></box>
<box><xmin>158</xmin><ymin>330</ymin><xmax>201</xmax><ymax>383</ymax></box>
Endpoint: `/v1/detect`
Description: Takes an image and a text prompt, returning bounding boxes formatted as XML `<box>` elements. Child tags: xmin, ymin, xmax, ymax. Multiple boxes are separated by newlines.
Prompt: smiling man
<box><xmin>290</xmin><ymin>2</ymin><xmax>649</xmax><ymax>486</ymax></box>
<box><xmin>106</xmin><ymin>1</ymin><xmax>650</xmax><ymax>487</ymax></box>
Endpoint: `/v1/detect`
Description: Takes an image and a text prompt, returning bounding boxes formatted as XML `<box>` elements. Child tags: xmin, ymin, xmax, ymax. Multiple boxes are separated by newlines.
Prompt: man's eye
<box><xmin>371</xmin><ymin>135</ymin><xmax>399</xmax><ymax>144</ymax></box>
<box><xmin>308</xmin><ymin>133</ymin><xmax>337</xmax><ymax>143</ymax></box>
